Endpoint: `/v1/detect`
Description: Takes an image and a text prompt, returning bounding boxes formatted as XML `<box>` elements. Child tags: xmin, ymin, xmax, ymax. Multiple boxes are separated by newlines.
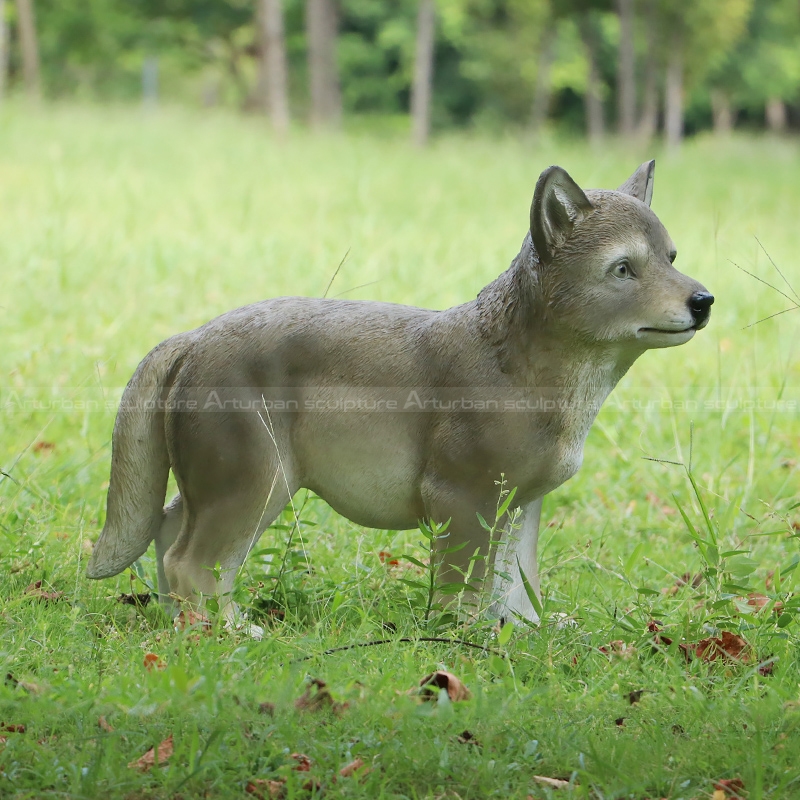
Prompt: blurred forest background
<box><xmin>0</xmin><ymin>0</ymin><xmax>798</xmax><ymax>147</ymax></box>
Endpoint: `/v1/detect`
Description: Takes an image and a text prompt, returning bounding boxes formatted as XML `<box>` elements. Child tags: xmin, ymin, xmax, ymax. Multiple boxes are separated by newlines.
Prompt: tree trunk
<box><xmin>142</xmin><ymin>56</ymin><xmax>158</xmax><ymax>107</ymax></box>
<box><xmin>15</xmin><ymin>0</ymin><xmax>40</xmax><ymax>100</ymax></box>
<box><xmin>765</xmin><ymin>97</ymin><xmax>787</xmax><ymax>132</ymax></box>
<box><xmin>664</xmin><ymin>28</ymin><xmax>684</xmax><ymax>149</ymax></box>
<box><xmin>637</xmin><ymin>0</ymin><xmax>658</xmax><ymax>141</ymax></box>
<box><xmin>615</xmin><ymin>0</ymin><xmax>636</xmax><ymax>136</ymax></box>
<box><xmin>258</xmin><ymin>0</ymin><xmax>290</xmax><ymax>134</ymax></box>
<box><xmin>306</xmin><ymin>0</ymin><xmax>341</xmax><ymax>128</ymax></box>
<box><xmin>710</xmin><ymin>89</ymin><xmax>734</xmax><ymax>135</ymax></box>
<box><xmin>410</xmin><ymin>0</ymin><xmax>436</xmax><ymax>147</ymax></box>
<box><xmin>578</xmin><ymin>14</ymin><xmax>604</xmax><ymax>145</ymax></box>
<box><xmin>529</xmin><ymin>22</ymin><xmax>554</xmax><ymax>135</ymax></box>
<box><xmin>0</xmin><ymin>0</ymin><xmax>8</xmax><ymax>102</ymax></box>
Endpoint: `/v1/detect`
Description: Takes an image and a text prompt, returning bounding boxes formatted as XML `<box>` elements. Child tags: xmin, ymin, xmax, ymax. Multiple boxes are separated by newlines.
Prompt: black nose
<box><xmin>689</xmin><ymin>291</ymin><xmax>714</xmax><ymax>325</ymax></box>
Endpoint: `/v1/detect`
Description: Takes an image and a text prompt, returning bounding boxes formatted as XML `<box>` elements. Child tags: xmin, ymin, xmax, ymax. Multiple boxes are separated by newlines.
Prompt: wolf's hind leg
<box><xmin>162</xmin><ymin>466</ymin><xmax>295</xmax><ymax>631</ymax></box>
<box><xmin>155</xmin><ymin>494</ymin><xmax>184</xmax><ymax>616</ymax></box>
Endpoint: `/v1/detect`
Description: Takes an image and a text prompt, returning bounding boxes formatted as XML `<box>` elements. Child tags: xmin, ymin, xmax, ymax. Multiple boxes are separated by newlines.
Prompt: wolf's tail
<box><xmin>86</xmin><ymin>338</ymin><xmax>187</xmax><ymax>579</ymax></box>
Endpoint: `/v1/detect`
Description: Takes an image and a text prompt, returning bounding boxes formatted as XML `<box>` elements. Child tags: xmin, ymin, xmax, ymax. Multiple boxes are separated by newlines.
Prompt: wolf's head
<box><xmin>529</xmin><ymin>161</ymin><xmax>713</xmax><ymax>350</ymax></box>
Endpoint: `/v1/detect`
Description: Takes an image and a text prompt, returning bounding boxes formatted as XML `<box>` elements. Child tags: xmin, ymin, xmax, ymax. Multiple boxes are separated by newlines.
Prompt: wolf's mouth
<box><xmin>638</xmin><ymin>326</ymin><xmax>695</xmax><ymax>335</ymax></box>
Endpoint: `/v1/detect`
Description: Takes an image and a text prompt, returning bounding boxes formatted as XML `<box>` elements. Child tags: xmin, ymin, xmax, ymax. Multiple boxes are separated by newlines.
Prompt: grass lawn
<box><xmin>0</xmin><ymin>104</ymin><xmax>798</xmax><ymax>799</ymax></box>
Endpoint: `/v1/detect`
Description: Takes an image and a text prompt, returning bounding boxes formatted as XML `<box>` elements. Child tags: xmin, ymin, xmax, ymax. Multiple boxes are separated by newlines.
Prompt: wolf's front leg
<box><xmin>490</xmin><ymin>497</ymin><xmax>542</xmax><ymax>624</ymax></box>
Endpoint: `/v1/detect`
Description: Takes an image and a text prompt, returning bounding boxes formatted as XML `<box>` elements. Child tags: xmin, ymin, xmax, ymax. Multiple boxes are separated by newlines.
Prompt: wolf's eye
<box><xmin>614</xmin><ymin>261</ymin><xmax>631</xmax><ymax>279</ymax></box>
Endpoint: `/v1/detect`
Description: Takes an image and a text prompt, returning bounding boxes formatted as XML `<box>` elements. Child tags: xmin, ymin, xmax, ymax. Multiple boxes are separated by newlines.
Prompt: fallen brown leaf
<box><xmin>0</xmin><ymin>723</ymin><xmax>25</xmax><ymax>733</ymax></box>
<box><xmin>117</xmin><ymin>592</ymin><xmax>152</xmax><ymax>607</ymax></box>
<box><xmin>662</xmin><ymin>572</ymin><xmax>703</xmax><ymax>595</ymax></box>
<box><xmin>98</xmin><ymin>716</ymin><xmax>114</xmax><ymax>733</ymax></box>
<box><xmin>259</xmin><ymin>701</ymin><xmax>276</xmax><ymax>716</ymax></box>
<box><xmin>598</xmin><ymin>640</ymin><xmax>636</xmax><ymax>659</ymax></box>
<box><xmin>339</xmin><ymin>757</ymin><xmax>366</xmax><ymax>777</ymax></box>
<box><xmin>532</xmin><ymin>775</ymin><xmax>570</xmax><ymax>789</ymax></box>
<box><xmin>695</xmin><ymin>631</ymin><xmax>751</xmax><ymax>663</ymax></box>
<box><xmin>415</xmin><ymin>670</ymin><xmax>472</xmax><ymax>702</ymax></box>
<box><xmin>294</xmin><ymin>678</ymin><xmax>348</xmax><ymax>715</ymax></box>
<box><xmin>714</xmin><ymin>777</ymin><xmax>745</xmax><ymax>798</ymax></box>
<box><xmin>456</xmin><ymin>730</ymin><xmax>481</xmax><ymax>746</ymax></box>
<box><xmin>290</xmin><ymin>753</ymin><xmax>312</xmax><ymax>772</ymax></box>
<box><xmin>143</xmin><ymin>653</ymin><xmax>166</xmax><ymax>671</ymax></box>
<box><xmin>246</xmin><ymin>778</ymin><xmax>286</xmax><ymax>799</ymax></box>
<box><xmin>33</xmin><ymin>441</ymin><xmax>56</xmax><ymax>454</ymax></box>
<box><xmin>175</xmin><ymin>610</ymin><xmax>212</xmax><ymax>634</ymax></box>
<box><xmin>17</xmin><ymin>680</ymin><xmax>45</xmax><ymax>694</ymax></box>
<box><xmin>758</xmin><ymin>657</ymin><xmax>776</xmax><ymax>677</ymax></box>
<box><xmin>23</xmin><ymin>580</ymin><xmax>64</xmax><ymax>603</ymax></box>
<box><xmin>127</xmin><ymin>734</ymin><xmax>174</xmax><ymax>772</ymax></box>
<box><xmin>744</xmin><ymin>592</ymin><xmax>783</xmax><ymax>614</ymax></box>
<box><xmin>628</xmin><ymin>690</ymin><xmax>644</xmax><ymax>705</ymax></box>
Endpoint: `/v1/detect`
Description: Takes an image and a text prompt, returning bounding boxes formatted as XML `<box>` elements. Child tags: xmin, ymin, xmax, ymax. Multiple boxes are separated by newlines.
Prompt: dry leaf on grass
<box><xmin>532</xmin><ymin>775</ymin><xmax>570</xmax><ymax>789</ymax></box>
<box><xmin>456</xmin><ymin>730</ymin><xmax>481</xmax><ymax>746</ymax></box>
<box><xmin>339</xmin><ymin>757</ymin><xmax>366</xmax><ymax>777</ymax></box>
<box><xmin>117</xmin><ymin>592</ymin><xmax>152</xmax><ymax>607</ymax></box>
<box><xmin>413</xmin><ymin>671</ymin><xmax>472</xmax><ymax>702</ymax></box>
<box><xmin>246</xmin><ymin>778</ymin><xmax>286</xmax><ymax>799</ymax></box>
<box><xmin>694</xmin><ymin>631</ymin><xmax>751</xmax><ymax>663</ymax></box>
<box><xmin>259</xmin><ymin>701</ymin><xmax>276</xmax><ymax>716</ymax></box>
<box><xmin>143</xmin><ymin>653</ymin><xmax>166</xmax><ymax>671</ymax></box>
<box><xmin>758</xmin><ymin>657</ymin><xmax>776</xmax><ymax>677</ymax></box>
<box><xmin>598</xmin><ymin>640</ymin><xmax>636</xmax><ymax>659</ymax></box>
<box><xmin>0</xmin><ymin>723</ymin><xmax>25</xmax><ymax>733</ymax></box>
<box><xmin>127</xmin><ymin>734</ymin><xmax>174</xmax><ymax>772</ymax></box>
<box><xmin>175</xmin><ymin>610</ymin><xmax>212</xmax><ymax>634</ymax></box>
<box><xmin>290</xmin><ymin>753</ymin><xmax>312</xmax><ymax>772</ymax></box>
<box><xmin>662</xmin><ymin>572</ymin><xmax>703</xmax><ymax>596</ymax></box>
<box><xmin>743</xmin><ymin>592</ymin><xmax>783</xmax><ymax>614</ymax></box>
<box><xmin>23</xmin><ymin>580</ymin><xmax>64</xmax><ymax>603</ymax></box>
<box><xmin>628</xmin><ymin>690</ymin><xmax>645</xmax><ymax>705</ymax></box>
<box><xmin>713</xmin><ymin>777</ymin><xmax>745</xmax><ymax>799</ymax></box>
<box><xmin>98</xmin><ymin>716</ymin><xmax>114</xmax><ymax>733</ymax></box>
<box><xmin>33</xmin><ymin>441</ymin><xmax>56</xmax><ymax>454</ymax></box>
<box><xmin>295</xmin><ymin>678</ymin><xmax>348</xmax><ymax>715</ymax></box>
<box><xmin>648</xmin><ymin>622</ymin><xmax>756</xmax><ymax>665</ymax></box>
<box><xmin>17</xmin><ymin>679</ymin><xmax>45</xmax><ymax>694</ymax></box>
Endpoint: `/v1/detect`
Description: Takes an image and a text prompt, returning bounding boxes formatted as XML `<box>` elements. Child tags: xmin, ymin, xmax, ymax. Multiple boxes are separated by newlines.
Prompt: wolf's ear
<box><xmin>530</xmin><ymin>166</ymin><xmax>594</xmax><ymax>264</ymax></box>
<box><xmin>617</xmin><ymin>160</ymin><xmax>655</xmax><ymax>206</ymax></box>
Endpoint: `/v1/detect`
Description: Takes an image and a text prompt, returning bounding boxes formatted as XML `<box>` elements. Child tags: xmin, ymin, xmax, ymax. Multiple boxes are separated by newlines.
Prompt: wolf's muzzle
<box><xmin>689</xmin><ymin>291</ymin><xmax>714</xmax><ymax>328</ymax></box>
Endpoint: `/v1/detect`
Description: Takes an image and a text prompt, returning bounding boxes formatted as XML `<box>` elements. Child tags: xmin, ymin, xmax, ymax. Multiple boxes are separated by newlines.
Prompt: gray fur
<box><xmin>87</xmin><ymin>161</ymin><xmax>712</xmax><ymax>628</ymax></box>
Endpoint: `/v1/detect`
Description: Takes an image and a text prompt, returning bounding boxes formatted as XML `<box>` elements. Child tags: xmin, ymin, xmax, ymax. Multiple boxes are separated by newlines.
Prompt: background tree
<box><xmin>656</xmin><ymin>0</ymin><xmax>752</xmax><ymax>148</ymax></box>
<box><xmin>615</xmin><ymin>0</ymin><xmax>635</xmax><ymax>135</ymax></box>
<box><xmin>15</xmin><ymin>0</ymin><xmax>40</xmax><ymax>100</ymax></box>
<box><xmin>257</xmin><ymin>0</ymin><xmax>290</xmax><ymax>134</ymax></box>
<box><xmin>577</xmin><ymin>10</ymin><xmax>605</xmax><ymax>144</ymax></box>
<box><xmin>0</xmin><ymin>0</ymin><xmax>7</xmax><ymax>101</ymax></box>
<box><xmin>3</xmin><ymin>0</ymin><xmax>798</xmax><ymax>140</ymax></box>
<box><xmin>709</xmin><ymin>0</ymin><xmax>800</xmax><ymax>134</ymax></box>
<box><xmin>637</xmin><ymin>0</ymin><xmax>659</xmax><ymax>140</ymax></box>
<box><xmin>306</xmin><ymin>0</ymin><xmax>341</xmax><ymax>128</ymax></box>
<box><xmin>410</xmin><ymin>0</ymin><xmax>436</xmax><ymax>146</ymax></box>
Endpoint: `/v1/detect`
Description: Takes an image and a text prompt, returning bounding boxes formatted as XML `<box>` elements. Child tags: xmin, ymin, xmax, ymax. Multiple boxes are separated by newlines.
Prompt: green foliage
<box><xmin>2</xmin><ymin>0</ymin><xmax>797</xmax><ymax>133</ymax></box>
<box><xmin>712</xmin><ymin>0</ymin><xmax>800</xmax><ymax>110</ymax></box>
